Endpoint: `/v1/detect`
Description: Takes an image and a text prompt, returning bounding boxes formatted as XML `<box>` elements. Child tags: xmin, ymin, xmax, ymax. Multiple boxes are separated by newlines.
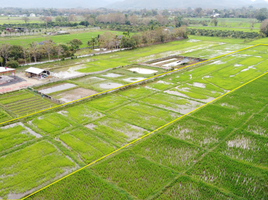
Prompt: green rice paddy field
<box><xmin>0</xmin><ymin>30</ymin><xmax>123</xmax><ymax>48</ymax></box>
<box><xmin>0</xmin><ymin>17</ymin><xmax>41</xmax><ymax>24</ymax></box>
<box><xmin>0</xmin><ymin>36</ymin><xmax>267</xmax><ymax>199</ymax></box>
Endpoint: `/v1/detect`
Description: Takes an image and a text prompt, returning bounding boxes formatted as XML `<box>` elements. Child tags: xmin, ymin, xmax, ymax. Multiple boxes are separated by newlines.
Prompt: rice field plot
<box><xmin>72</xmin><ymin>76</ymin><xmax>106</xmax><ymax>86</ymax></box>
<box><xmin>183</xmin><ymin>43</ymin><xmax>250</xmax><ymax>59</ymax></box>
<box><xmin>140</xmin><ymin>92</ymin><xmax>203</xmax><ymax>114</ymax></box>
<box><xmin>145</xmin><ymin>80</ymin><xmax>175</xmax><ymax>91</ymax></box>
<box><xmin>90</xmin><ymin>151</ymin><xmax>177</xmax><ymax>199</ymax></box>
<box><xmin>78</xmin><ymin>59</ymin><xmax>131</xmax><ymax>73</ymax></box>
<box><xmin>216</xmin><ymin>130</ymin><xmax>268</xmax><ymax>167</ymax></box>
<box><xmin>0</xmin><ymin>123</ymin><xmax>38</xmax><ymax>153</ymax></box>
<box><xmin>118</xmin><ymin>86</ymin><xmax>155</xmax><ymax>99</ymax></box>
<box><xmin>88</xmin><ymin>117</ymin><xmax>148</xmax><ymax>146</ymax></box>
<box><xmin>187</xmin><ymin>153</ymin><xmax>268</xmax><ymax>199</ymax></box>
<box><xmin>192</xmin><ymin>76</ymin><xmax>268</xmax><ymax>128</ymax></box>
<box><xmin>109</xmin><ymin>102</ymin><xmax>180</xmax><ymax>130</ymax></box>
<box><xmin>193</xmin><ymin>104</ymin><xmax>252</xmax><ymax>128</ymax></box>
<box><xmin>50</xmin><ymin>87</ymin><xmax>98</xmax><ymax>103</ymax></box>
<box><xmin>0</xmin><ymin>141</ymin><xmax>75</xmax><ymax>199</ymax></box>
<box><xmin>111</xmin><ymin>66</ymin><xmax>157</xmax><ymax>80</ymax></box>
<box><xmin>89</xmin><ymin>80</ymin><xmax>125</xmax><ymax>92</ymax></box>
<box><xmin>0</xmin><ymin>30</ymin><xmax>123</xmax><ymax>48</ymax></box>
<box><xmin>0</xmin><ymin>108</ymin><xmax>10</xmax><ymax>123</ymax></box>
<box><xmin>156</xmin><ymin>176</ymin><xmax>234</xmax><ymax>199</ymax></box>
<box><xmin>162</xmin><ymin>116</ymin><xmax>232</xmax><ymax>149</ymax></box>
<box><xmin>26</xmin><ymin>168</ymin><xmax>131</xmax><ymax>200</ymax></box>
<box><xmin>131</xmin><ymin>134</ymin><xmax>204</xmax><ymax>172</ymax></box>
<box><xmin>203</xmin><ymin>49</ymin><xmax>268</xmax><ymax>90</ymax></box>
<box><xmin>30</xmin><ymin>113</ymin><xmax>72</xmax><ymax>136</ymax></box>
<box><xmin>243</xmin><ymin>109</ymin><xmax>268</xmax><ymax>138</ymax></box>
<box><xmin>165</xmin><ymin>80</ymin><xmax>225</xmax><ymax>103</ymax></box>
<box><xmin>58</xmin><ymin>128</ymin><xmax>115</xmax><ymax>164</ymax></box>
<box><xmin>86</xmin><ymin>94</ymin><xmax>129</xmax><ymax>111</ymax></box>
<box><xmin>213</xmin><ymin>92</ymin><xmax>267</xmax><ymax>115</ymax></box>
<box><xmin>59</xmin><ymin>104</ymin><xmax>104</xmax><ymax>124</ymax></box>
<box><xmin>0</xmin><ymin>90</ymin><xmax>55</xmax><ymax>116</ymax></box>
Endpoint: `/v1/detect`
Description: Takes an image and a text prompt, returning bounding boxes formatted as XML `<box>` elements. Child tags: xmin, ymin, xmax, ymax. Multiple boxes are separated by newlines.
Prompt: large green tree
<box><xmin>256</xmin><ymin>8</ymin><xmax>268</xmax><ymax>22</ymax></box>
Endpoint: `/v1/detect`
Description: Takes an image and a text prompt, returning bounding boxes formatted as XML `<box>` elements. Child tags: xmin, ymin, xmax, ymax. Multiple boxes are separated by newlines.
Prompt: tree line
<box><xmin>0</xmin><ymin>27</ymin><xmax>188</xmax><ymax>68</ymax></box>
<box><xmin>188</xmin><ymin>28</ymin><xmax>261</xmax><ymax>39</ymax></box>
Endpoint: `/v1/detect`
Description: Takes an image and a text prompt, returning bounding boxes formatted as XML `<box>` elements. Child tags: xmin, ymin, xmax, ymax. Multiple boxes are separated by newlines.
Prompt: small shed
<box><xmin>25</xmin><ymin>67</ymin><xmax>50</xmax><ymax>78</ymax></box>
<box><xmin>0</xmin><ymin>67</ymin><xmax>15</xmax><ymax>78</ymax></box>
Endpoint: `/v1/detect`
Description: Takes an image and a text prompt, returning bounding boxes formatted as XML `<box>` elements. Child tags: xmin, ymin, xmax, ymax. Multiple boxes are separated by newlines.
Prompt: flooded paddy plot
<box><xmin>146</xmin><ymin>80</ymin><xmax>174</xmax><ymax>90</ymax></box>
<box><xmin>122</xmin><ymin>77</ymin><xmax>145</xmax><ymax>83</ymax></box>
<box><xmin>245</xmin><ymin>115</ymin><xmax>268</xmax><ymax>138</ymax></box>
<box><xmin>98</xmin><ymin>82</ymin><xmax>123</xmax><ymax>90</ymax></box>
<box><xmin>87</xmin><ymin>117</ymin><xmax>148</xmax><ymax>146</ymax></box>
<box><xmin>73</xmin><ymin>76</ymin><xmax>106</xmax><ymax>85</ymax></box>
<box><xmin>183</xmin><ymin>43</ymin><xmax>250</xmax><ymax>59</ymax></box>
<box><xmin>151</xmin><ymin>58</ymin><xmax>177</xmax><ymax>66</ymax></box>
<box><xmin>128</xmin><ymin>67</ymin><xmax>158</xmax><ymax>74</ymax></box>
<box><xmin>163</xmin><ymin>116</ymin><xmax>232</xmax><ymax>149</ymax></box>
<box><xmin>118</xmin><ymin>86</ymin><xmax>155</xmax><ymax>99</ymax></box>
<box><xmin>141</xmin><ymin>93</ymin><xmax>203</xmax><ymax>114</ymax></box>
<box><xmin>51</xmin><ymin>65</ymin><xmax>86</xmax><ymax>79</ymax></box>
<box><xmin>51</xmin><ymin>88</ymin><xmax>98</xmax><ymax>103</ymax></box>
<box><xmin>216</xmin><ymin>130</ymin><xmax>268</xmax><ymax>166</ymax></box>
<box><xmin>0</xmin><ymin>141</ymin><xmax>76</xmax><ymax>199</ymax></box>
<box><xmin>132</xmin><ymin>134</ymin><xmax>204</xmax><ymax>171</ymax></box>
<box><xmin>38</xmin><ymin>83</ymin><xmax>77</xmax><ymax>94</ymax></box>
<box><xmin>89</xmin><ymin>80</ymin><xmax>124</xmax><ymax>92</ymax></box>
<box><xmin>101</xmin><ymin>73</ymin><xmax>122</xmax><ymax>78</ymax></box>
<box><xmin>165</xmin><ymin>81</ymin><xmax>224</xmax><ymax>103</ymax></box>
<box><xmin>60</xmin><ymin>104</ymin><xmax>104</xmax><ymax>124</ymax></box>
<box><xmin>109</xmin><ymin>103</ymin><xmax>180</xmax><ymax>130</ymax></box>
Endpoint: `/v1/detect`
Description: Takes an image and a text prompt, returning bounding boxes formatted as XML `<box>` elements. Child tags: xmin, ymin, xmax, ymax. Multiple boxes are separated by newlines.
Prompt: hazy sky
<box><xmin>1</xmin><ymin>0</ymin><xmax>267</xmax><ymax>9</ymax></box>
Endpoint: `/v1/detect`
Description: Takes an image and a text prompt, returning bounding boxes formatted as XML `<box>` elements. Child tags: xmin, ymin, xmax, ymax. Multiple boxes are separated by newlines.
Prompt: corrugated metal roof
<box><xmin>0</xmin><ymin>67</ymin><xmax>15</xmax><ymax>73</ymax></box>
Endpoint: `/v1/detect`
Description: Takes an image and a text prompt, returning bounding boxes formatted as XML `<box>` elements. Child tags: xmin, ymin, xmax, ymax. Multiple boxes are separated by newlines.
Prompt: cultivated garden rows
<box><xmin>0</xmin><ymin>44</ymin><xmax>267</xmax><ymax>199</ymax></box>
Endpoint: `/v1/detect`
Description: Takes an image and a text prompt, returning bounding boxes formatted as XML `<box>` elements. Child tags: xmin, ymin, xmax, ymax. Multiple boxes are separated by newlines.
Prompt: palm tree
<box><xmin>87</xmin><ymin>37</ymin><xmax>98</xmax><ymax>49</ymax></box>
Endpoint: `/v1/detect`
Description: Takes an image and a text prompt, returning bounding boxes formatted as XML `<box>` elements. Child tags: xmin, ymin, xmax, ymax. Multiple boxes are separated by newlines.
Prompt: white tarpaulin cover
<box><xmin>25</xmin><ymin>67</ymin><xmax>44</xmax><ymax>75</ymax></box>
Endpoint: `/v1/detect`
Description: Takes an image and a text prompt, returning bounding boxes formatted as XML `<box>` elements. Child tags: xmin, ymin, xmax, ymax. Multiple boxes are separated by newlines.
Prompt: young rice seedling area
<box><xmin>0</xmin><ymin>37</ymin><xmax>268</xmax><ymax>199</ymax></box>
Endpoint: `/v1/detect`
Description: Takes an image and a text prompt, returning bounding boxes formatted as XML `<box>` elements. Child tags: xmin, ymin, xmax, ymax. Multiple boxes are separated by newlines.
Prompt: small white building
<box><xmin>30</xmin><ymin>13</ymin><xmax>36</xmax><ymax>17</ymax></box>
<box><xmin>25</xmin><ymin>67</ymin><xmax>50</xmax><ymax>78</ymax></box>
